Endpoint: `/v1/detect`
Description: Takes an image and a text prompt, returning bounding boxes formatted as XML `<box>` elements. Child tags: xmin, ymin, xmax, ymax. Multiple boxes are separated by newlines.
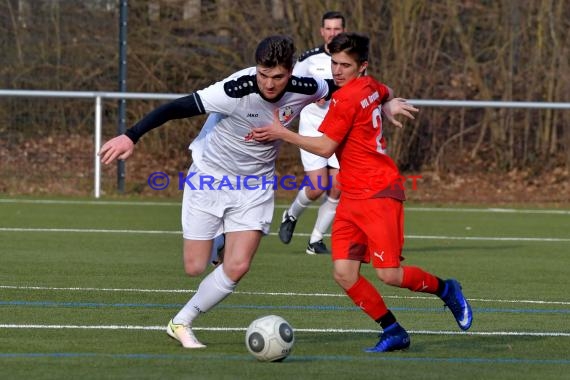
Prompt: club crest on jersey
<box><xmin>278</xmin><ymin>106</ymin><xmax>294</xmax><ymax>124</ymax></box>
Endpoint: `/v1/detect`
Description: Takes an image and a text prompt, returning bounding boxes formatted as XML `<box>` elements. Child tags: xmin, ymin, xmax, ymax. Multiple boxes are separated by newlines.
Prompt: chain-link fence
<box><xmin>0</xmin><ymin>90</ymin><xmax>307</xmax><ymax>198</ymax></box>
<box><xmin>1</xmin><ymin>1</ymin><xmax>569</xmax><ymax>200</ymax></box>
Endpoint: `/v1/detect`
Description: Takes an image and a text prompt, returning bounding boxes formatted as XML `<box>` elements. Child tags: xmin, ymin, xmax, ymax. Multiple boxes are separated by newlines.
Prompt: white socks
<box><xmin>288</xmin><ymin>188</ymin><xmax>312</xmax><ymax>219</ymax></box>
<box><xmin>310</xmin><ymin>196</ymin><xmax>339</xmax><ymax>243</ymax></box>
<box><xmin>173</xmin><ymin>264</ymin><xmax>237</xmax><ymax>325</ymax></box>
<box><xmin>289</xmin><ymin>190</ymin><xmax>339</xmax><ymax>244</ymax></box>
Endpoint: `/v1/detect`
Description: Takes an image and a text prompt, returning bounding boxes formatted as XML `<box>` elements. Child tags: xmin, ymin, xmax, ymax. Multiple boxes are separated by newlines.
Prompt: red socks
<box><xmin>401</xmin><ymin>266</ymin><xmax>439</xmax><ymax>293</ymax></box>
<box><xmin>345</xmin><ymin>276</ymin><xmax>388</xmax><ymax>321</ymax></box>
<box><xmin>345</xmin><ymin>267</ymin><xmax>440</xmax><ymax>322</ymax></box>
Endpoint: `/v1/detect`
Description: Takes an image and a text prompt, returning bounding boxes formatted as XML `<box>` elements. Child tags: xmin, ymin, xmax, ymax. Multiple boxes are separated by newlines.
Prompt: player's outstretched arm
<box><xmin>98</xmin><ymin>93</ymin><xmax>207</xmax><ymax>165</ymax></box>
<box><xmin>99</xmin><ymin>135</ymin><xmax>134</xmax><ymax>165</ymax></box>
<box><xmin>382</xmin><ymin>98</ymin><xmax>419</xmax><ymax>128</ymax></box>
<box><xmin>253</xmin><ymin>110</ymin><xmax>337</xmax><ymax>158</ymax></box>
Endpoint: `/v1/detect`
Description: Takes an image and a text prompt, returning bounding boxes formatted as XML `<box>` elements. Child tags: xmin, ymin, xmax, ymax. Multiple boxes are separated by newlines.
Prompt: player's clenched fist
<box><xmin>98</xmin><ymin>134</ymin><xmax>135</xmax><ymax>165</ymax></box>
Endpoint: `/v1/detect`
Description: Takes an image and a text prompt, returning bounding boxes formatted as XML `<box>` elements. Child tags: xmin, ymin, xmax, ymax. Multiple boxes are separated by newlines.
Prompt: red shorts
<box><xmin>331</xmin><ymin>197</ymin><xmax>404</xmax><ymax>268</ymax></box>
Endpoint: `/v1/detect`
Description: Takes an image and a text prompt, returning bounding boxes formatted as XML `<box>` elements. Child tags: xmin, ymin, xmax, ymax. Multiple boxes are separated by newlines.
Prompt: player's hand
<box><xmin>382</xmin><ymin>98</ymin><xmax>419</xmax><ymax>128</ymax></box>
<box><xmin>252</xmin><ymin>110</ymin><xmax>288</xmax><ymax>142</ymax></box>
<box><xmin>98</xmin><ymin>134</ymin><xmax>135</xmax><ymax>165</ymax></box>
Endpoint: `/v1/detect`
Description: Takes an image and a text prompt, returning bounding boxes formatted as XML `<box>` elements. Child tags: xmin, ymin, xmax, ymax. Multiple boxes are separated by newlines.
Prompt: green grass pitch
<box><xmin>0</xmin><ymin>197</ymin><xmax>569</xmax><ymax>379</ymax></box>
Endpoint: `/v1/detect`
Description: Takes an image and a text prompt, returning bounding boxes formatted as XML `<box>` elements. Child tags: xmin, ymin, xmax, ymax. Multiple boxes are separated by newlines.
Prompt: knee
<box><xmin>332</xmin><ymin>270</ymin><xmax>344</xmax><ymax>285</ymax></box>
<box><xmin>328</xmin><ymin>188</ymin><xmax>341</xmax><ymax>200</ymax></box>
<box><xmin>333</xmin><ymin>269</ymin><xmax>358</xmax><ymax>290</ymax></box>
<box><xmin>183</xmin><ymin>259</ymin><xmax>208</xmax><ymax>277</ymax></box>
<box><xmin>305</xmin><ymin>188</ymin><xmax>323</xmax><ymax>201</ymax></box>
<box><xmin>184</xmin><ymin>264</ymin><xmax>207</xmax><ymax>277</ymax></box>
<box><xmin>376</xmin><ymin>269</ymin><xmax>402</xmax><ymax>287</ymax></box>
<box><xmin>223</xmin><ymin>261</ymin><xmax>251</xmax><ymax>282</ymax></box>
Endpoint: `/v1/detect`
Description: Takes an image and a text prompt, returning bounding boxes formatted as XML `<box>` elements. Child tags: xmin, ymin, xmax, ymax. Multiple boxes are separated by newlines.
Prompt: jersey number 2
<box><xmin>372</xmin><ymin>106</ymin><xmax>385</xmax><ymax>154</ymax></box>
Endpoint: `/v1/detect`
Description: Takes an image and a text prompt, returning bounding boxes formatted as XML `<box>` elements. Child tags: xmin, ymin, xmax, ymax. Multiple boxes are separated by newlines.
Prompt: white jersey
<box><xmin>292</xmin><ymin>46</ymin><xmax>332</xmax><ymax>136</ymax></box>
<box><xmin>190</xmin><ymin>67</ymin><xmax>329</xmax><ymax>180</ymax></box>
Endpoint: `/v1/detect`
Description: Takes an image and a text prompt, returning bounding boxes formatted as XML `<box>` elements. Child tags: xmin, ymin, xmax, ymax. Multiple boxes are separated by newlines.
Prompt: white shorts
<box><xmin>181</xmin><ymin>163</ymin><xmax>274</xmax><ymax>240</ymax></box>
<box><xmin>299</xmin><ymin>111</ymin><xmax>339</xmax><ymax>171</ymax></box>
<box><xmin>300</xmin><ymin>149</ymin><xmax>339</xmax><ymax>171</ymax></box>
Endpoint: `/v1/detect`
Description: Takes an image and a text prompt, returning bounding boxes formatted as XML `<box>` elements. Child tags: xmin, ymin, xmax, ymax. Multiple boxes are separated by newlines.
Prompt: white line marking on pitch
<box><xmin>0</xmin><ymin>324</ymin><xmax>568</xmax><ymax>337</ymax></box>
<box><xmin>1</xmin><ymin>198</ymin><xmax>569</xmax><ymax>214</ymax></box>
<box><xmin>1</xmin><ymin>227</ymin><xmax>568</xmax><ymax>242</ymax></box>
<box><xmin>1</xmin><ymin>285</ymin><xmax>569</xmax><ymax>306</ymax></box>
<box><xmin>0</xmin><ymin>199</ymin><xmax>180</xmax><ymax>207</ymax></box>
<box><xmin>0</xmin><ymin>227</ymin><xmax>180</xmax><ymax>234</ymax></box>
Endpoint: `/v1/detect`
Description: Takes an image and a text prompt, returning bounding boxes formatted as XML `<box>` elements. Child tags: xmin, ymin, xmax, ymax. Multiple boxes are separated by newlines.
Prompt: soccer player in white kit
<box><xmin>99</xmin><ymin>35</ymin><xmax>332</xmax><ymax>348</ymax></box>
<box><xmin>279</xmin><ymin>11</ymin><xmax>346</xmax><ymax>255</ymax></box>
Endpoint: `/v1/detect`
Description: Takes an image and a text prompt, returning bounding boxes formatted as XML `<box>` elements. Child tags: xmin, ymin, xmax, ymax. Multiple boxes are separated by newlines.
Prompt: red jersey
<box><xmin>318</xmin><ymin>76</ymin><xmax>402</xmax><ymax>199</ymax></box>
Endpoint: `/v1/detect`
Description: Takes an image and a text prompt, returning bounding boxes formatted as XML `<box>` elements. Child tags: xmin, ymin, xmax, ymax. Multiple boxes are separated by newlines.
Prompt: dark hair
<box><xmin>255</xmin><ymin>35</ymin><xmax>296</xmax><ymax>71</ymax></box>
<box><xmin>328</xmin><ymin>32</ymin><xmax>369</xmax><ymax>64</ymax></box>
<box><xmin>322</xmin><ymin>11</ymin><xmax>345</xmax><ymax>28</ymax></box>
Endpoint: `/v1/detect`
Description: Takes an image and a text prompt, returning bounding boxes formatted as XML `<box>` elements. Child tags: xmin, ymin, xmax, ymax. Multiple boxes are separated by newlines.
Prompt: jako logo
<box><xmin>246</xmin><ymin>113</ymin><xmax>259</xmax><ymax>117</ymax></box>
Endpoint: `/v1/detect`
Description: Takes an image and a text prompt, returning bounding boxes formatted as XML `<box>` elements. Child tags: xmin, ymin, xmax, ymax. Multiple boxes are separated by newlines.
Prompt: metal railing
<box><xmin>2</xmin><ymin>89</ymin><xmax>569</xmax><ymax>198</ymax></box>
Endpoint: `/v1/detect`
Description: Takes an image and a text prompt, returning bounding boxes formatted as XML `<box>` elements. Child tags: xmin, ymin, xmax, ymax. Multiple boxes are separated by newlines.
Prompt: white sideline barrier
<box><xmin>1</xmin><ymin>89</ymin><xmax>569</xmax><ymax>198</ymax></box>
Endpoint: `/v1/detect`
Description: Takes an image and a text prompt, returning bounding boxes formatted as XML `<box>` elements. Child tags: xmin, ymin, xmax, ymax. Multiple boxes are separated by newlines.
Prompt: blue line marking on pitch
<box><xmin>0</xmin><ymin>301</ymin><xmax>182</xmax><ymax>308</ymax></box>
<box><xmin>1</xmin><ymin>300</ymin><xmax>569</xmax><ymax>314</ymax></box>
<box><xmin>0</xmin><ymin>352</ymin><xmax>569</xmax><ymax>366</ymax></box>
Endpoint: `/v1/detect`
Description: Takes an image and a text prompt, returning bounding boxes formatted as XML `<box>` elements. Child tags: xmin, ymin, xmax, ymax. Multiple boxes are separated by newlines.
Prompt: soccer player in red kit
<box><xmin>253</xmin><ymin>32</ymin><xmax>473</xmax><ymax>352</ymax></box>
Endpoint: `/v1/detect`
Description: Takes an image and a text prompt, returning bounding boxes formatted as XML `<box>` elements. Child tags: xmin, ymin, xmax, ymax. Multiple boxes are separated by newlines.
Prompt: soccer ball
<box><xmin>245</xmin><ymin>315</ymin><xmax>294</xmax><ymax>362</ymax></box>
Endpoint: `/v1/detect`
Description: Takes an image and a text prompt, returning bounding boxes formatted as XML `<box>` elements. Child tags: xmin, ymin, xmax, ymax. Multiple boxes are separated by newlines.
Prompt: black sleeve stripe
<box><xmin>298</xmin><ymin>45</ymin><xmax>325</xmax><ymax>62</ymax></box>
<box><xmin>324</xmin><ymin>79</ymin><xmax>339</xmax><ymax>100</ymax></box>
<box><xmin>125</xmin><ymin>92</ymin><xmax>205</xmax><ymax>143</ymax></box>
<box><xmin>287</xmin><ymin>76</ymin><xmax>320</xmax><ymax>95</ymax></box>
<box><xmin>223</xmin><ymin>75</ymin><xmax>258</xmax><ymax>98</ymax></box>
<box><xmin>193</xmin><ymin>92</ymin><xmax>204</xmax><ymax>114</ymax></box>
